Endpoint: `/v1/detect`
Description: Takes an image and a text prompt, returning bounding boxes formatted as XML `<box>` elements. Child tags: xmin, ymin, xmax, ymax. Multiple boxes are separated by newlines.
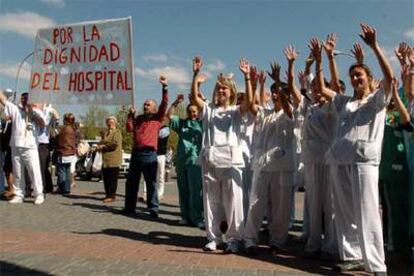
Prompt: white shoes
<box><xmin>8</xmin><ymin>197</ymin><xmax>23</xmax><ymax>204</ymax></box>
<box><xmin>203</xmin><ymin>241</ymin><xmax>217</xmax><ymax>251</ymax></box>
<box><xmin>34</xmin><ymin>195</ymin><xmax>45</xmax><ymax>205</ymax></box>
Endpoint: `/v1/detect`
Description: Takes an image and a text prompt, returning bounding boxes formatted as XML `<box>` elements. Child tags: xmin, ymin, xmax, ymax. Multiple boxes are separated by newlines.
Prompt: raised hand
<box><xmin>129</xmin><ymin>106</ymin><xmax>136</xmax><ymax>116</ymax></box>
<box><xmin>408</xmin><ymin>47</ymin><xmax>414</xmax><ymax>68</ymax></box>
<box><xmin>371</xmin><ymin>78</ymin><xmax>382</xmax><ymax>91</ymax></box>
<box><xmin>323</xmin><ymin>33</ymin><xmax>338</xmax><ymax>58</ymax></box>
<box><xmin>284</xmin><ymin>45</ymin><xmax>299</xmax><ymax>62</ymax></box>
<box><xmin>351</xmin><ymin>43</ymin><xmax>364</xmax><ymax>64</ymax></box>
<box><xmin>308</xmin><ymin>38</ymin><xmax>322</xmax><ymax>62</ymax></box>
<box><xmin>175</xmin><ymin>94</ymin><xmax>184</xmax><ymax>104</ymax></box>
<box><xmin>250</xmin><ymin>65</ymin><xmax>258</xmax><ymax>86</ymax></box>
<box><xmin>258</xmin><ymin>70</ymin><xmax>266</xmax><ymax>86</ymax></box>
<box><xmin>394</xmin><ymin>42</ymin><xmax>410</xmax><ymax>66</ymax></box>
<box><xmin>193</xmin><ymin>56</ymin><xmax>203</xmax><ymax>73</ymax></box>
<box><xmin>359</xmin><ymin>23</ymin><xmax>377</xmax><ymax>48</ymax></box>
<box><xmin>159</xmin><ymin>75</ymin><xmax>168</xmax><ymax>86</ymax></box>
<box><xmin>267</xmin><ymin>61</ymin><xmax>281</xmax><ymax>82</ymax></box>
<box><xmin>239</xmin><ymin>59</ymin><xmax>251</xmax><ymax>77</ymax></box>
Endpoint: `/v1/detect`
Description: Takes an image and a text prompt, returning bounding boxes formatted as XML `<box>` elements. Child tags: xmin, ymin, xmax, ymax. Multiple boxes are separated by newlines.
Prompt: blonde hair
<box><xmin>212</xmin><ymin>73</ymin><xmax>238</xmax><ymax>106</ymax></box>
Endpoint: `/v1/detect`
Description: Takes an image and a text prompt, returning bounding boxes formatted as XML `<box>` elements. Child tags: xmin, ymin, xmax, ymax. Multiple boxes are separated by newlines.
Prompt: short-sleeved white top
<box><xmin>251</xmin><ymin>106</ymin><xmax>296</xmax><ymax>172</ymax></box>
<box><xmin>326</xmin><ymin>88</ymin><xmax>390</xmax><ymax>165</ymax></box>
<box><xmin>5</xmin><ymin>101</ymin><xmax>44</xmax><ymax>149</ymax></box>
<box><xmin>200</xmin><ymin>102</ymin><xmax>243</xmax><ymax>148</ymax></box>
<box><xmin>300</xmin><ymin>98</ymin><xmax>336</xmax><ymax>164</ymax></box>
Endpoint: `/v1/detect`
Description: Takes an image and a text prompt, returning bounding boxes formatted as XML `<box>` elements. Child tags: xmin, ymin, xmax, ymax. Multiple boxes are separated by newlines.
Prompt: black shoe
<box><xmin>303</xmin><ymin>250</ymin><xmax>321</xmax><ymax>259</ymax></box>
<box><xmin>119</xmin><ymin>209</ymin><xmax>136</xmax><ymax>216</ymax></box>
<box><xmin>332</xmin><ymin>260</ymin><xmax>364</xmax><ymax>272</ymax></box>
<box><xmin>268</xmin><ymin>245</ymin><xmax>287</xmax><ymax>255</ymax></box>
<box><xmin>245</xmin><ymin>246</ymin><xmax>258</xmax><ymax>256</ymax></box>
<box><xmin>149</xmin><ymin>210</ymin><xmax>159</xmax><ymax>218</ymax></box>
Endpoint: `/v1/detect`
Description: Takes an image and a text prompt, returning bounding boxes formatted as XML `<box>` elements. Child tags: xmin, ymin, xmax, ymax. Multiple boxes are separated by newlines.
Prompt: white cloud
<box><xmin>135</xmin><ymin>65</ymin><xmax>191</xmax><ymax>89</ymax></box>
<box><xmin>143</xmin><ymin>54</ymin><xmax>169</xmax><ymax>63</ymax></box>
<box><xmin>0</xmin><ymin>62</ymin><xmax>32</xmax><ymax>82</ymax></box>
<box><xmin>404</xmin><ymin>28</ymin><xmax>414</xmax><ymax>41</ymax></box>
<box><xmin>0</xmin><ymin>11</ymin><xmax>56</xmax><ymax>39</ymax></box>
<box><xmin>205</xmin><ymin>59</ymin><xmax>226</xmax><ymax>72</ymax></box>
<box><xmin>40</xmin><ymin>0</ymin><xmax>65</xmax><ymax>8</ymax></box>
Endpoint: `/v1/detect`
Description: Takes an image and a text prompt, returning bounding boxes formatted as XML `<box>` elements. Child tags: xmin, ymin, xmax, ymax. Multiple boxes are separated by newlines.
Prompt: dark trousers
<box><xmin>38</xmin><ymin>144</ymin><xmax>53</xmax><ymax>193</ymax></box>
<box><xmin>124</xmin><ymin>148</ymin><xmax>158</xmax><ymax>212</ymax></box>
<box><xmin>103</xmin><ymin>167</ymin><xmax>119</xmax><ymax>198</ymax></box>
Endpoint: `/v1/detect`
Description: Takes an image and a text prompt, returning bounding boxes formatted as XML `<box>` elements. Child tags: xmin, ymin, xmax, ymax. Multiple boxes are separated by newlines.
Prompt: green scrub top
<box><xmin>379</xmin><ymin>111</ymin><xmax>409</xmax><ymax>182</ymax></box>
<box><xmin>170</xmin><ymin>116</ymin><xmax>203</xmax><ymax>167</ymax></box>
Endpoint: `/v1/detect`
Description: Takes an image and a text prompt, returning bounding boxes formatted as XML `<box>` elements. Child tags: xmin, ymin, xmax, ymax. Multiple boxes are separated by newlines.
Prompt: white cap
<box><xmin>4</xmin><ymin>88</ymin><xmax>13</xmax><ymax>98</ymax></box>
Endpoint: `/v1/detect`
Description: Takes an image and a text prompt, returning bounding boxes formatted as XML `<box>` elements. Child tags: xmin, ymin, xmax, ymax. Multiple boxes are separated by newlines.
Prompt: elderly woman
<box><xmin>96</xmin><ymin>116</ymin><xmax>122</xmax><ymax>203</ymax></box>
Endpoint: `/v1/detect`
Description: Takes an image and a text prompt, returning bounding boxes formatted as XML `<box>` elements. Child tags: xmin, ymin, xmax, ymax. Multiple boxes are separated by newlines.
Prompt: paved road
<box><xmin>0</xmin><ymin>177</ymin><xmax>411</xmax><ymax>275</ymax></box>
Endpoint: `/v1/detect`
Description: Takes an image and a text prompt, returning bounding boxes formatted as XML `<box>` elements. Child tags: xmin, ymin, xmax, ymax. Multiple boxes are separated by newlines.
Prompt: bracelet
<box><xmin>245</xmin><ymin>78</ymin><xmax>251</xmax><ymax>81</ymax></box>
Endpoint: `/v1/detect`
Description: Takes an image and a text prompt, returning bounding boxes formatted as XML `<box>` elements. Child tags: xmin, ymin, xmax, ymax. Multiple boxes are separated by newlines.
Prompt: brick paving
<box><xmin>0</xmin><ymin>177</ymin><xmax>411</xmax><ymax>275</ymax></box>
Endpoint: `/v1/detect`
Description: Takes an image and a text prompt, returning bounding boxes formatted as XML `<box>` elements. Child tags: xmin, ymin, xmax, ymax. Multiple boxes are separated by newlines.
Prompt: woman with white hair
<box><xmin>95</xmin><ymin>116</ymin><xmax>123</xmax><ymax>203</ymax></box>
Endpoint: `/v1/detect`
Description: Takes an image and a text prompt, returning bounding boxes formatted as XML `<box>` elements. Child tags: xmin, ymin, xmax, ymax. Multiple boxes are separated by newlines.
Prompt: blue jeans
<box><xmin>56</xmin><ymin>156</ymin><xmax>72</xmax><ymax>193</ymax></box>
<box><xmin>124</xmin><ymin>148</ymin><xmax>158</xmax><ymax>213</ymax></box>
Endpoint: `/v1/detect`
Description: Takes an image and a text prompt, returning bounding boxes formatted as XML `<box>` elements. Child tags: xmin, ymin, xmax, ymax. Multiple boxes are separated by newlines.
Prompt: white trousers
<box><xmin>202</xmin><ymin>163</ymin><xmax>244</xmax><ymax>243</ymax></box>
<box><xmin>244</xmin><ymin>170</ymin><xmax>294</xmax><ymax>248</ymax></box>
<box><xmin>331</xmin><ymin>164</ymin><xmax>386</xmax><ymax>272</ymax></box>
<box><xmin>304</xmin><ymin>163</ymin><xmax>337</xmax><ymax>254</ymax></box>
<box><xmin>156</xmin><ymin>155</ymin><xmax>166</xmax><ymax>197</ymax></box>
<box><xmin>11</xmin><ymin>147</ymin><xmax>43</xmax><ymax>198</ymax></box>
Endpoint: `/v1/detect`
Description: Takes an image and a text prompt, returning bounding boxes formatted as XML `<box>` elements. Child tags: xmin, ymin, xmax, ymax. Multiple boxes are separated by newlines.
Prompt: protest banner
<box><xmin>29</xmin><ymin>17</ymin><xmax>134</xmax><ymax>105</ymax></box>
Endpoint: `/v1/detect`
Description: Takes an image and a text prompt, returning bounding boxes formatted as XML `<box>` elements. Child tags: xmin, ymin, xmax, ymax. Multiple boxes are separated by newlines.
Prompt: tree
<box><xmin>79</xmin><ymin>105</ymin><xmax>109</xmax><ymax>139</ymax></box>
<box><xmin>115</xmin><ymin>106</ymin><xmax>133</xmax><ymax>153</ymax></box>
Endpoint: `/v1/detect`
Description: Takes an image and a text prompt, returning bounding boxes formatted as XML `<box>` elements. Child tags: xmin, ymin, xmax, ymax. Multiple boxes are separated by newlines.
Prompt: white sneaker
<box><xmin>34</xmin><ymin>195</ymin><xmax>45</xmax><ymax>205</ymax></box>
<box><xmin>8</xmin><ymin>197</ymin><xmax>23</xmax><ymax>204</ymax></box>
<box><xmin>203</xmin><ymin>241</ymin><xmax>217</xmax><ymax>251</ymax></box>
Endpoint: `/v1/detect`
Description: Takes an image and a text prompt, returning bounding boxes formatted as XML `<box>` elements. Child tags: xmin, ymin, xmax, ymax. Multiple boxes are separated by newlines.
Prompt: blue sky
<box><xmin>0</xmin><ymin>0</ymin><xmax>413</xmax><ymax>117</ymax></box>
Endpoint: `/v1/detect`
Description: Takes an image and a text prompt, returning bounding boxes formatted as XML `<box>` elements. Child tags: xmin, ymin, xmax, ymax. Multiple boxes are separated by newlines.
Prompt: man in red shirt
<box><xmin>122</xmin><ymin>76</ymin><xmax>168</xmax><ymax>218</ymax></box>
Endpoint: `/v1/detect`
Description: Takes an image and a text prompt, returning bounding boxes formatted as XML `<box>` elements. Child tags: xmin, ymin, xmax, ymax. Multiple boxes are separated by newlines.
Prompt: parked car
<box><xmin>119</xmin><ymin>151</ymin><xmax>131</xmax><ymax>178</ymax></box>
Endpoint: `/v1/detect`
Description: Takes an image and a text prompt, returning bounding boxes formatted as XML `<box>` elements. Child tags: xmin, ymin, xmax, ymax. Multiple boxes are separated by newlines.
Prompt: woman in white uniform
<box><xmin>309</xmin><ymin>23</ymin><xmax>393</xmax><ymax>275</ymax></box>
<box><xmin>242</xmin><ymin>47</ymin><xmax>301</xmax><ymax>255</ymax></box>
<box><xmin>190</xmin><ymin>56</ymin><xmax>249</xmax><ymax>254</ymax></box>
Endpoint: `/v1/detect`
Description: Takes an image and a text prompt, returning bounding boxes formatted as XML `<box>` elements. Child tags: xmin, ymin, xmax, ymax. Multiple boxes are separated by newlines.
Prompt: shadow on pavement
<box><xmin>67</xmin><ymin>202</ymin><xmax>184</xmax><ymax>226</ymax></box>
<box><xmin>0</xmin><ymin>261</ymin><xmax>52</xmax><ymax>276</ymax></box>
<box><xmin>74</xmin><ymin>229</ymin><xmax>205</xmax><ymax>249</ymax></box>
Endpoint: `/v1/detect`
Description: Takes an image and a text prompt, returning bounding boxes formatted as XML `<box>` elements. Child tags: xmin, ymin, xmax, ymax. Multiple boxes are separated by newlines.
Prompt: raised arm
<box><xmin>351</xmin><ymin>43</ymin><xmax>365</xmax><ymax>64</ymax></box>
<box><xmin>167</xmin><ymin>94</ymin><xmax>184</xmax><ymax>119</ymax></box>
<box><xmin>157</xmin><ymin>76</ymin><xmax>169</xmax><ymax>119</ymax></box>
<box><xmin>258</xmin><ymin>70</ymin><xmax>266</xmax><ymax>106</ymax></box>
<box><xmin>391</xmin><ymin>78</ymin><xmax>411</xmax><ymax>128</ymax></box>
<box><xmin>309</xmin><ymin>38</ymin><xmax>336</xmax><ymax>101</ymax></box>
<box><xmin>323</xmin><ymin>33</ymin><xmax>341</xmax><ymax>93</ymax></box>
<box><xmin>394</xmin><ymin>42</ymin><xmax>410</xmax><ymax>67</ymax></box>
<box><xmin>126</xmin><ymin>106</ymin><xmax>136</xmax><ymax>132</ymax></box>
<box><xmin>359</xmin><ymin>23</ymin><xmax>394</xmax><ymax>94</ymax></box>
<box><xmin>239</xmin><ymin>59</ymin><xmax>257</xmax><ymax>115</ymax></box>
<box><xmin>267</xmin><ymin>61</ymin><xmax>281</xmax><ymax>90</ymax></box>
<box><xmin>191</xmin><ymin>56</ymin><xmax>207</xmax><ymax>110</ymax></box>
<box><xmin>284</xmin><ymin>45</ymin><xmax>302</xmax><ymax>107</ymax></box>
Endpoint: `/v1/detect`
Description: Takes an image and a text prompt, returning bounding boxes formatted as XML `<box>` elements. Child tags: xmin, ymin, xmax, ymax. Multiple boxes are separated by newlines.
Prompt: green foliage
<box><xmin>79</xmin><ymin>105</ymin><xmax>109</xmax><ymax>140</ymax></box>
<box><xmin>115</xmin><ymin>106</ymin><xmax>133</xmax><ymax>153</ymax></box>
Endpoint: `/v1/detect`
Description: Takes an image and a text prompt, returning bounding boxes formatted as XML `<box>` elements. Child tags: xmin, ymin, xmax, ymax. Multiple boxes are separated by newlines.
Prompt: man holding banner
<box><xmin>122</xmin><ymin>76</ymin><xmax>169</xmax><ymax>218</ymax></box>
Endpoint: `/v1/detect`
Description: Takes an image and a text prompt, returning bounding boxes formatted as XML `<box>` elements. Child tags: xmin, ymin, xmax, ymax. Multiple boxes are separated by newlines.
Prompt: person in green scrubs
<box><xmin>168</xmin><ymin>94</ymin><xmax>204</xmax><ymax>228</ymax></box>
<box><xmin>379</xmin><ymin>86</ymin><xmax>412</xmax><ymax>258</ymax></box>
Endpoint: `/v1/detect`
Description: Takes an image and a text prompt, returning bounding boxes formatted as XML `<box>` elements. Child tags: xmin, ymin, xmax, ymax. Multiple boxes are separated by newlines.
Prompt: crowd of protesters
<box><xmin>0</xmin><ymin>23</ymin><xmax>413</xmax><ymax>275</ymax></box>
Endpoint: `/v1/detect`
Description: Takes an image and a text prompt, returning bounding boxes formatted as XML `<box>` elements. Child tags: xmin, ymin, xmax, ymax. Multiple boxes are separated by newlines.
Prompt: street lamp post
<box><xmin>13</xmin><ymin>51</ymin><xmax>34</xmax><ymax>102</ymax></box>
